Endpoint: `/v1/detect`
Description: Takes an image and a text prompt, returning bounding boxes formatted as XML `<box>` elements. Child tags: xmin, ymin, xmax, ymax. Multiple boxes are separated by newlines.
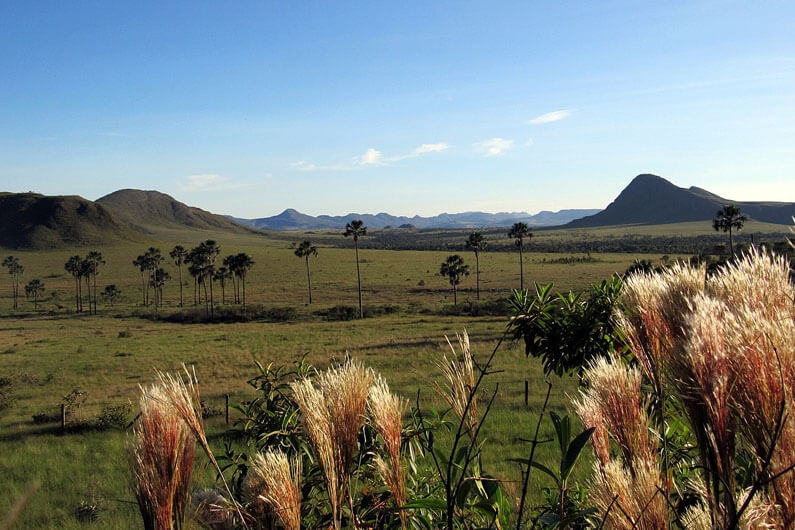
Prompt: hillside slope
<box><xmin>0</xmin><ymin>192</ymin><xmax>139</xmax><ymax>249</ymax></box>
<box><xmin>97</xmin><ymin>189</ymin><xmax>264</xmax><ymax>235</ymax></box>
<box><xmin>567</xmin><ymin>174</ymin><xmax>795</xmax><ymax>227</ymax></box>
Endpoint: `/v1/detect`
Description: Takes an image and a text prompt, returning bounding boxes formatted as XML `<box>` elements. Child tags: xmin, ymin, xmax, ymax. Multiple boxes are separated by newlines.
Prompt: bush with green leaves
<box><xmin>508</xmin><ymin>276</ymin><xmax>623</xmax><ymax>376</ymax></box>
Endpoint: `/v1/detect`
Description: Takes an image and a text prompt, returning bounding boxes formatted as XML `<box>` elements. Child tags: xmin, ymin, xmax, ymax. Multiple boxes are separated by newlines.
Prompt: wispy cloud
<box><xmin>474</xmin><ymin>137</ymin><xmax>514</xmax><ymax>157</ymax></box>
<box><xmin>290</xmin><ymin>142</ymin><xmax>448</xmax><ymax>171</ymax></box>
<box><xmin>529</xmin><ymin>109</ymin><xmax>572</xmax><ymax>124</ymax></box>
<box><xmin>408</xmin><ymin>142</ymin><xmax>449</xmax><ymax>156</ymax></box>
<box><xmin>177</xmin><ymin>173</ymin><xmax>229</xmax><ymax>192</ymax></box>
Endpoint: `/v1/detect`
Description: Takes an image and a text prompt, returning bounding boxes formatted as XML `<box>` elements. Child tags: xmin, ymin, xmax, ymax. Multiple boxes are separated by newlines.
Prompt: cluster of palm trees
<box><xmin>160</xmin><ymin>241</ymin><xmax>255</xmax><ymax>317</ymax></box>
<box><xmin>3</xmin><ymin>256</ymin><xmax>47</xmax><ymax>311</ymax></box>
<box><xmin>441</xmin><ymin>222</ymin><xmax>533</xmax><ymax>304</ymax></box>
<box><xmin>64</xmin><ymin>251</ymin><xmax>105</xmax><ymax>314</ymax></box>
<box><xmin>132</xmin><ymin>248</ymin><xmax>168</xmax><ymax>311</ymax></box>
<box><xmin>2</xmin><ymin>256</ymin><xmax>24</xmax><ymax>310</ymax></box>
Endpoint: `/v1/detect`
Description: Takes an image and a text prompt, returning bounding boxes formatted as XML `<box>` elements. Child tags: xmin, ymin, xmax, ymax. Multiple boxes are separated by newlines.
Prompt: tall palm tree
<box><xmin>132</xmin><ymin>255</ymin><xmax>147</xmax><ymax>306</ymax></box>
<box><xmin>214</xmin><ymin>266</ymin><xmax>231</xmax><ymax>304</ymax></box>
<box><xmin>198</xmin><ymin>240</ymin><xmax>220</xmax><ymax>317</ymax></box>
<box><xmin>344</xmin><ymin>220</ymin><xmax>367</xmax><ymax>318</ymax></box>
<box><xmin>465</xmin><ymin>232</ymin><xmax>487</xmax><ymax>300</ymax></box>
<box><xmin>144</xmin><ymin>248</ymin><xmax>163</xmax><ymax>308</ymax></box>
<box><xmin>85</xmin><ymin>251</ymin><xmax>104</xmax><ymax>315</ymax></box>
<box><xmin>440</xmin><ymin>255</ymin><xmax>470</xmax><ymax>305</ymax></box>
<box><xmin>170</xmin><ymin>245</ymin><xmax>187</xmax><ymax>307</ymax></box>
<box><xmin>294</xmin><ymin>240</ymin><xmax>318</xmax><ymax>304</ymax></box>
<box><xmin>80</xmin><ymin>258</ymin><xmax>93</xmax><ymax>313</ymax></box>
<box><xmin>508</xmin><ymin>222</ymin><xmax>532</xmax><ymax>290</ymax></box>
<box><xmin>25</xmin><ymin>279</ymin><xmax>44</xmax><ymax>310</ymax></box>
<box><xmin>231</xmin><ymin>253</ymin><xmax>254</xmax><ymax>312</ymax></box>
<box><xmin>150</xmin><ymin>268</ymin><xmax>170</xmax><ymax>311</ymax></box>
<box><xmin>223</xmin><ymin>254</ymin><xmax>239</xmax><ymax>304</ymax></box>
<box><xmin>713</xmin><ymin>205</ymin><xmax>747</xmax><ymax>258</ymax></box>
<box><xmin>2</xmin><ymin>256</ymin><xmax>23</xmax><ymax>310</ymax></box>
<box><xmin>65</xmin><ymin>255</ymin><xmax>83</xmax><ymax>312</ymax></box>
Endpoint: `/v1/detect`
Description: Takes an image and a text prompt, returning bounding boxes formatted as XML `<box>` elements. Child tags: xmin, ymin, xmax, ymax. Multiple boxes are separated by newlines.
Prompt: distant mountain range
<box><xmin>1</xmin><ymin>174</ymin><xmax>793</xmax><ymax>249</ymax></box>
<box><xmin>566</xmin><ymin>174</ymin><xmax>795</xmax><ymax>227</ymax></box>
<box><xmin>228</xmin><ymin>208</ymin><xmax>601</xmax><ymax>231</ymax></box>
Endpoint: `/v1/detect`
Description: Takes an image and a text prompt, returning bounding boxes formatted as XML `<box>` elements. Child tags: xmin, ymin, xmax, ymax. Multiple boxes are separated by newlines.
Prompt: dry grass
<box><xmin>435</xmin><ymin>331</ymin><xmax>479</xmax><ymax>438</ymax></box>
<box><xmin>245</xmin><ymin>449</ymin><xmax>302</xmax><ymax>530</ymax></box>
<box><xmin>130</xmin><ymin>382</ymin><xmax>196</xmax><ymax>530</ymax></box>
<box><xmin>609</xmin><ymin>249</ymin><xmax>795</xmax><ymax>527</ymax></box>
<box><xmin>368</xmin><ymin>376</ymin><xmax>408</xmax><ymax>527</ymax></box>
<box><xmin>290</xmin><ymin>359</ymin><xmax>374</xmax><ymax>529</ymax></box>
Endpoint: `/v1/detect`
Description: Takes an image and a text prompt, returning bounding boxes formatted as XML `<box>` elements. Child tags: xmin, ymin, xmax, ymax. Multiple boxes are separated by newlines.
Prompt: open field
<box><xmin>1</xmin><ymin>224</ymin><xmax>789</xmax><ymax>527</ymax></box>
<box><xmin>0</xmin><ymin>233</ymin><xmax>669</xmax><ymax>314</ymax></box>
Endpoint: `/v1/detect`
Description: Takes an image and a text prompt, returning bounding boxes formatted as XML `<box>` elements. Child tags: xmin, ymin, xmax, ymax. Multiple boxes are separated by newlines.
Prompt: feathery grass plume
<box><xmin>576</xmin><ymin>357</ymin><xmax>655</xmax><ymax>466</ymax></box>
<box><xmin>290</xmin><ymin>358</ymin><xmax>374</xmax><ymax>529</ymax></box>
<box><xmin>708</xmin><ymin>248</ymin><xmax>795</xmax><ymax>322</ymax></box>
<box><xmin>436</xmin><ymin>330</ymin><xmax>479</xmax><ymax>437</ymax></box>
<box><xmin>589</xmin><ymin>458</ymin><xmax>668</xmax><ymax>530</ymax></box>
<box><xmin>684</xmin><ymin>293</ymin><xmax>738</xmax><ymax>519</ymax></box>
<box><xmin>572</xmin><ymin>393</ymin><xmax>609</xmax><ymax>467</ymax></box>
<box><xmin>368</xmin><ymin>376</ymin><xmax>408</xmax><ymax>527</ymax></box>
<box><xmin>707</xmin><ymin>251</ymin><xmax>795</xmax><ymax>525</ymax></box>
<box><xmin>154</xmin><ymin>366</ymin><xmax>249</xmax><ymax>529</ymax></box>
<box><xmin>191</xmin><ymin>490</ymin><xmax>235</xmax><ymax>530</ymax></box>
<box><xmin>130</xmin><ymin>382</ymin><xmax>196</xmax><ymax>530</ymax></box>
<box><xmin>245</xmin><ymin>449</ymin><xmax>302</xmax><ymax>530</ymax></box>
<box><xmin>616</xmin><ymin>262</ymin><xmax>706</xmax><ymax>388</ymax></box>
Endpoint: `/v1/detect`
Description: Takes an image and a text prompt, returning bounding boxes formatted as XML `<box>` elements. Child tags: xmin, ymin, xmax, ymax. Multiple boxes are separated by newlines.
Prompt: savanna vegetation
<box><xmin>1</xmin><ymin>216</ymin><xmax>793</xmax><ymax>528</ymax></box>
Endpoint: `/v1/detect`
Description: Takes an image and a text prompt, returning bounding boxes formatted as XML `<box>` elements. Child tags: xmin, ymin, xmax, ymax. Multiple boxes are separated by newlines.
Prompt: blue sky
<box><xmin>2</xmin><ymin>1</ymin><xmax>794</xmax><ymax>217</ymax></box>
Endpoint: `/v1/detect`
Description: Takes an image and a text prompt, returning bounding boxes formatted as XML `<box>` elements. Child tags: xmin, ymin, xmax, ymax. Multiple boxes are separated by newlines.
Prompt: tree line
<box><xmin>3</xmin><ymin>206</ymin><xmax>768</xmax><ymax>316</ymax></box>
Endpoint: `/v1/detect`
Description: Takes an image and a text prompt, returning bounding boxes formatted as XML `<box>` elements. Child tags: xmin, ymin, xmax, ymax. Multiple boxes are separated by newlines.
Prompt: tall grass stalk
<box><xmin>130</xmin><ymin>382</ymin><xmax>196</xmax><ymax>530</ymax></box>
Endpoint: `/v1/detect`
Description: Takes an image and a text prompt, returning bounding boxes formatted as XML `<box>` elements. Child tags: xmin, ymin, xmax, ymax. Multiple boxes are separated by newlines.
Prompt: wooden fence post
<box><xmin>225</xmin><ymin>394</ymin><xmax>230</xmax><ymax>425</ymax></box>
<box><xmin>61</xmin><ymin>403</ymin><xmax>66</xmax><ymax>431</ymax></box>
<box><xmin>524</xmin><ymin>380</ymin><xmax>529</xmax><ymax>407</ymax></box>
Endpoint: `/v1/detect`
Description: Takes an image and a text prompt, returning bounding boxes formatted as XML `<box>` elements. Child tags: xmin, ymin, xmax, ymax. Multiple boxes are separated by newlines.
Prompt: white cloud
<box><xmin>358</xmin><ymin>148</ymin><xmax>384</xmax><ymax>166</ymax></box>
<box><xmin>410</xmin><ymin>142</ymin><xmax>449</xmax><ymax>156</ymax></box>
<box><xmin>474</xmin><ymin>137</ymin><xmax>514</xmax><ymax>157</ymax></box>
<box><xmin>177</xmin><ymin>173</ymin><xmax>228</xmax><ymax>192</ymax></box>
<box><xmin>529</xmin><ymin>109</ymin><xmax>572</xmax><ymax>124</ymax></box>
<box><xmin>290</xmin><ymin>142</ymin><xmax>448</xmax><ymax>171</ymax></box>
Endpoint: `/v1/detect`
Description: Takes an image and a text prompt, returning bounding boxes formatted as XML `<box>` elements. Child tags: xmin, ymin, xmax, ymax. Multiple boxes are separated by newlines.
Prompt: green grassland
<box><xmin>1</xmin><ymin>222</ymin><xmax>789</xmax><ymax>527</ymax></box>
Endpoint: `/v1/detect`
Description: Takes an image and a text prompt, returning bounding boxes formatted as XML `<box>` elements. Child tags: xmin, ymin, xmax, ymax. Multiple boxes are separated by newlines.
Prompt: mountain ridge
<box><xmin>0</xmin><ymin>192</ymin><xmax>140</xmax><ymax>249</ymax></box>
<box><xmin>97</xmin><ymin>189</ymin><xmax>264</xmax><ymax>235</ymax></box>
<box><xmin>566</xmin><ymin>174</ymin><xmax>795</xmax><ymax>228</ymax></box>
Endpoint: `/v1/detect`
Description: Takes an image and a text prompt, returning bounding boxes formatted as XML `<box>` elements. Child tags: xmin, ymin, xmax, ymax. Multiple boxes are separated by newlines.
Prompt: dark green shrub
<box><xmin>0</xmin><ymin>376</ymin><xmax>14</xmax><ymax>415</ymax></box>
<box><xmin>96</xmin><ymin>403</ymin><xmax>131</xmax><ymax>429</ymax></box>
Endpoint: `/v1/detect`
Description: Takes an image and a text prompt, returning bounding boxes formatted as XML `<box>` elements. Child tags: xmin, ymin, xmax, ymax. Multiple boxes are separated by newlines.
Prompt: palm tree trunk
<box><xmin>306</xmin><ymin>256</ymin><xmax>313</xmax><ymax>304</ymax></box>
<box><xmin>209</xmin><ymin>277</ymin><xmax>214</xmax><ymax>319</ymax></box>
<box><xmin>93</xmin><ymin>271</ymin><xmax>97</xmax><ymax>315</ymax></box>
<box><xmin>140</xmin><ymin>270</ymin><xmax>145</xmax><ymax>306</ymax></box>
<box><xmin>729</xmin><ymin>228</ymin><xmax>734</xmax><ymax>258</ymax></box>
<box><xmin>178</xmin><ymin>264</ymin><xmax>183</xmax><ymax>307</ymax></box>
<box><xmin>453</xmin><ymin>284</ymin><xmax>457</xmax><ymax>305</ymax></box>
<box><xmin>355</xmin><ymin>240</ymin><xmax>362</xmax><ymax>318</ymax></box>
<box><xmin>242</xmin><ymin>274</ymin><xmax>247</xmax><ymax>312</ymax></box>
<box><xmin>221</xmin><ymin>281</ymin><xmax>225</xmax><ymax>304</ymax></box>
<box><xmin>75</xmin><ymin>276</ymin><xmax>80</xmax><ymax>312</ymax></box>
<box><xmin>475</xmin><ymin>251</ymin><xmax>480</xmax><ymax>300</ymax></box>
<box><xmin>202</xmin><ymin>278</ymin><xmax>209</xmax><ymax>316</ymax></box>
<box><xmin>519</xmin><ymin>245</ymin><xmax>524</xmax><ymax>290</ymax></box>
